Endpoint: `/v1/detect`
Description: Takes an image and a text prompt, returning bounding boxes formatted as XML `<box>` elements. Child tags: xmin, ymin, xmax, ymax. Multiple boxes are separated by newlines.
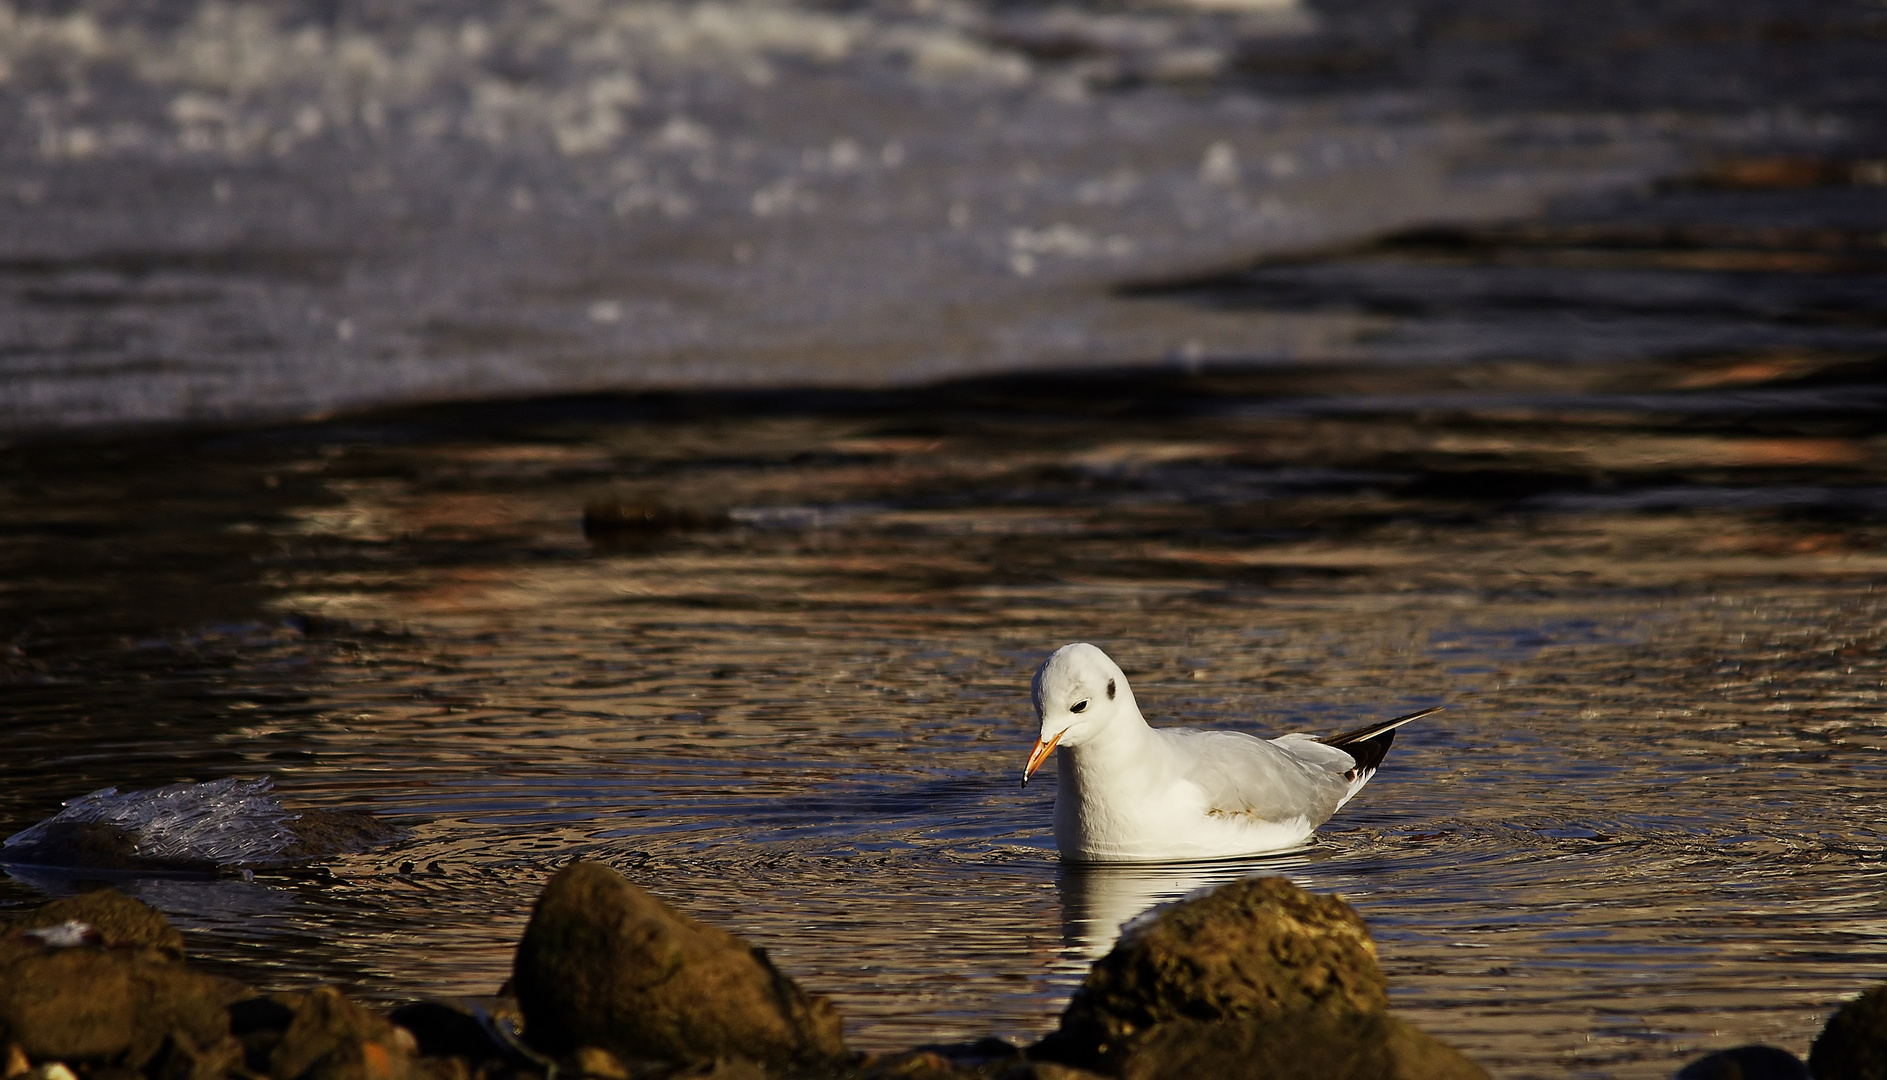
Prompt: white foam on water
<box><xmin>2</xmin><ymin>777</ymin><xmax>297</xmax><ymax>867</ymax></box>
<box><xmin>0</xmin><ymin>0</ymin><xmax>1839</xmax><ymax>433</ymax></box>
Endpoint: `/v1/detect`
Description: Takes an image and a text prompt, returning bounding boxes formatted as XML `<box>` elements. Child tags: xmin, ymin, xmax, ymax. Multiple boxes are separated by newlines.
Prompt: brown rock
<box><xmin>1810</xmin><ymin>984</ymin><xmax>1887</xmax><ymax>1080</ymax></box>
<box><xmin>280</xmin><ymin>810</ymin><xmax>404</xmax><ymax>861</ymax></box>
<box><xmin>511</xmin><ymin>861</ymin><xmax>845</xmax><ymax>1070</ymax></box>
<box><xmin>5</xmin><ymin>889</ymin><xmax>185</xmax><ymax>959</ymax></box>
<box><xmin>229</xmin><ymin>994</ymin><xmax>302</xmax><ymax>1073</ymax></box>
<box><xmin>0</xmin><ymin>823</ymin><xmax>219</xmax><ymax>875</ymax></box>
<box><xmin>267</xmin><ymin>987</ymin><xmax>418</xmax><ymax>1080</ymax></box>
<box><xmin>0</xmin><ymin>938</ymin><xmax>247</xmax><ymax>1069</ymax></box>
<box><xmin>151</xmin><ymin>1024</ymin><xmax>246</xmax><ymax>1080</ymax></box>
<box><xmin>1041</xmin><ymin>877</ymin><xmax>1387</xmax><ymax>1068</ymax></box>
<box><xmin>1035</xmin><ymin>877</ymin><xmax>1483</xmax><ymax>1079</ymax></box>
<box><xmin>1117</xmin><ymin>1011</ymin><xmax>1484</xmax><ymax>1080</ymax></box>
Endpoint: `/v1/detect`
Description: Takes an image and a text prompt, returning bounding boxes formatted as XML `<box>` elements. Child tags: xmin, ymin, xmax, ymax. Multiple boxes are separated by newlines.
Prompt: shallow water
<box><xmin>6</xmin><ymin>295</ymin><xmax>1887</xmax><ymax>1075</ymax></box>
<box><xmin>5</xmin><ymin>3</ymin><xmax>1887</xmax><ymax>1072</ymax></box>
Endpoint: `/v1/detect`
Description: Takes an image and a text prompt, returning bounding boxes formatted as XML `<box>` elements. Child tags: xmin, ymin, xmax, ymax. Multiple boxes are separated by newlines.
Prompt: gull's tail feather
<box><xmin>1320</xmin><ymin>705</ymin><xmax>1443</xmax><ymax>782</ymax></box>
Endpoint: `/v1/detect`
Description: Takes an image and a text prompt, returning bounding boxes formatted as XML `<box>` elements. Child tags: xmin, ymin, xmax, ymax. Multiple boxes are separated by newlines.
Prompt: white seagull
<box><xmin>1022</xmin><ymin>642</ymin><xmax>1439</xmax><ymax>862</ymax></box>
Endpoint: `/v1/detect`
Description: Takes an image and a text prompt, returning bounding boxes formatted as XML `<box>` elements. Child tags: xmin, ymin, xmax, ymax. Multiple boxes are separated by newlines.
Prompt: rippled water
<box><xmin>7</xmin><ymin>293</ymin><xmax>1887</xmax><ymax>1075</ymax></box>
<box><xmin>5</xmin><ymin>2</ymin><xmax>1887</xmax><ymax>1074</ymax></box>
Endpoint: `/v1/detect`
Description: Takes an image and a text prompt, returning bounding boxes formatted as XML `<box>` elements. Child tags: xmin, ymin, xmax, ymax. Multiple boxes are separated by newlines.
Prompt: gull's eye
<box><xmin>1070</xmin><ymin>699</ymin><xmax>1089</xmax><ymax>714</ymax></box>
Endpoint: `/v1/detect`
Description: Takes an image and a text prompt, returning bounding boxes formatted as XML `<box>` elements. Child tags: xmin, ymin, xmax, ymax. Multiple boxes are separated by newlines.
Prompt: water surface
<box><xmin>4</xmin><ymin>0</ymin><xmax>1883</xmax><ymax>431</ymax></box>
<box><xmin>6</xmin><ymin>21</ymin><xmax>1887</xmax><ymax>1068</ymax></box>
<box><xmin>6</xmin><ymin>319</ymin><xmax>1887</xmax><ymax>1075</ymax></box>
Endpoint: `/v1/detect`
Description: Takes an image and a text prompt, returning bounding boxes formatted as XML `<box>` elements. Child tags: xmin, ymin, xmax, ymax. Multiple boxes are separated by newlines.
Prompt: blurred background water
<box><xmin>4</xmin><ymin>1</ymin><xmax>1887</xmax><ymax>1077</ymax></box>
<box><xmin>2</xmin><ymin>0</ymin><xmax>1882</xmax><ymax>431</ymax></box>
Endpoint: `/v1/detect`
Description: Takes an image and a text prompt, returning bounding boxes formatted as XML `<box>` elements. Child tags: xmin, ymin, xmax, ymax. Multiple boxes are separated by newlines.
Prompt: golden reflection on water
<box><xmin>263</xmin><ymin>413</ymin><xmax>1887</xmax><ymax>1070</ymax></box>
<box><xmin>4</xmin><ymin>376</ymin><xmax>1887</xmax><ymax>1077</ymax></box>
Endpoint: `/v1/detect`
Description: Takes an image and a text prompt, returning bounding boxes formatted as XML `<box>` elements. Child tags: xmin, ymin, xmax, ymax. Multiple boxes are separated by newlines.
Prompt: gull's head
<box><xmin>1022</xmin><ymin>642</ymin><xmax>1134</xmax><ymax>785</ymax></box>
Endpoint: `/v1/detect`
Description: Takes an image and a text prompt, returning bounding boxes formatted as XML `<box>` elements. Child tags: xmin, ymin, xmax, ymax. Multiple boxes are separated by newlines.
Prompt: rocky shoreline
<box><xmin>1</xmin><ymin>863</ymin><xmax>1880</xmax><ymax>1080</ymax></box>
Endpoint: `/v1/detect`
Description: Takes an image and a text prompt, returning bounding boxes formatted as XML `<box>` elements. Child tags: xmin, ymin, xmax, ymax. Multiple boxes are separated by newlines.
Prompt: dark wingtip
<box><xmin>1319</xmin><ymin>704</ymin><xmax>1443</xmax><ymax>774</ymax></box>
<box><xmin>1338</xmin><ymin>728</ymin><xmax>1397</xmax><ymax>776</ymax></box>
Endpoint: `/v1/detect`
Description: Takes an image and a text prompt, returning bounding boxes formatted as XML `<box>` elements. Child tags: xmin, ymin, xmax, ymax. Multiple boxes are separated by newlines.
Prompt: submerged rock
<box><xmin>1</xmin><ymin>779</ymin><xmax>401</xmax><ymax>874</ymax></box>
<box><xmin>1674</xmin><ymin>1044</ymin><xmax>1810</xmax><ymax>1080</ymax></box>
<box><xmin>1810</xmin><ymin>983</ymin><xmax>1887</xmax><ymax>1080</ymax></box>
<box><xmin>277</xmin><ymin>810</ymin><xmax>404</xmax><ymax>863</ymax></box>
<box><xmin>1034</xmin><ymin>876</ymin><xmax>1484</xmax><ymax>1080</ymax></box>
<box><xmin>512</xmin><ymin>860</ymin><xmax>846</xmax><ymax>1071</ymax></box>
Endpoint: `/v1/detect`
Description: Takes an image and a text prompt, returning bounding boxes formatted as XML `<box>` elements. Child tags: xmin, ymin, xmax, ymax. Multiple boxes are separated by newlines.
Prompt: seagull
<box><xmin>1021</xmin><ymin>642</ymin><xmax>1439</xmax><ymax>862</ymax></box>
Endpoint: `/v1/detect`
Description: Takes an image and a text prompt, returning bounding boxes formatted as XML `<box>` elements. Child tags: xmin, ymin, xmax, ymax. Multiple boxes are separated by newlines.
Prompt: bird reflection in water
<box><xmin>1055</xmin><ymin>851</ymin><xmax>1322</xmax><ymax>959</ymax></box>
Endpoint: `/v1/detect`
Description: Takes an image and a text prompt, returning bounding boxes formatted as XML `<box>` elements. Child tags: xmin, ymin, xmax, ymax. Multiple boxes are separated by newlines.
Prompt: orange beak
<box><xmin>1022</xmin><ymin>729</ymin><xmax>1066</xmax><ymax>787</ymax></box>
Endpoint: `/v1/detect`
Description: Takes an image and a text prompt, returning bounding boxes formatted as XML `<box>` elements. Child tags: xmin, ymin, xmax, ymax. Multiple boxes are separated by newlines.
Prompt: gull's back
<box><xmin>1055</xmin><ymin>725</ymin><xmax>1359</xmax><ymax>862</ymax></box>
<box><xmin>1158</xmin><ymin>727</ymin><xmax>1354</xmax><ymax>826</ymax></box>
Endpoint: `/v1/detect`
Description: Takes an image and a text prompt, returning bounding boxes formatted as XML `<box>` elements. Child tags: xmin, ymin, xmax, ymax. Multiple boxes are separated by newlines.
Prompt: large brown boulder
<box><xmin>1811</xmin><ymin>983</ymin><xmax>1887</xmax><ymax>1080</ymax></box>
<box><xmin>511</xmin><ymin>861</ymin><xmax>846</xmax><ymax>1070</ymax></box>
<box><xmin>1044</xmin><ymin>877</ymin><xmax>1388</xmax><ymax>1061</ymax></box>
<box><xmin>0</xmin><ymin>891</ymin><xmax>249</xmax><ymax>1072</ymax></box>
<box><xmin>1035</xmin><ymin>877</ymin><xmax>1484</xmax><ymax>1080</ymax></box>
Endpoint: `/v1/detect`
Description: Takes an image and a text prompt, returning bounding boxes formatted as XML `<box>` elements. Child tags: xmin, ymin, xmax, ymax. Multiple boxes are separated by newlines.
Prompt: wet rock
<box><xmin>511</xmin><ymin>861</ymin><xmax>845</xmax><ymax>1071</ymax></box>
<box><xmin>0</xmin><ymin>822</ymin><xmax>218</xmax><ymax>875</ymax></box>
<box><xmin>2</xmin><ymin>780</ymin><xmax>401</xmax><ymax>873</ymax></box>
<box><xmin>1035</xmin><ymin>877</ymin><xmax>1484</xmax><ymax>1079</ymax></box>
<box><xmin>267</xmin><ymin>987</ymin><xmax>419</xmax><ymax>1080</ymax></box>
<box><xmin>279</xmin><ymin>810</ymin><xmax>404</xmax><ymax>862</ymax></box>
<box><xmin>0</xmin><ymin>899</ymin><xmax>249</xmax><ymax>1071</ymax></box>
<box><xmin>1040</xmin><ymin>877</ymin><xmax>1384</xmax><ymax>1063</ymax></box>
<box><xmin>5</xmin><ymin>889</ymin><xmax>185</xmax><ymax>959</ymax></box>
<box><xmin>1810</xmin><ymin>983</ymin><xmax>1887</xmax><ymax>1080</ymax></box>
<box><xmin>1674</xmin><ymin>1044</ymin><xmax>1809</xmax><ymax>1080</ymax></box>
<box><xmin>230</xmin><ymin>996</ymin><xmax>302</xmax><ymax>1075</ymax></box>
<box><xmin>386</xmin><ymin>999</ymin><xmax>522</xmax><ymax>1064</ymax></box>
<box><xmin>858</xmin><ymin>1037</ymin><xmax>1113</xmax><ymax>1080</ymax></box>
<box><xmin>151</xmin><ymin>1023</ymin><xmax>246</xmax><ymax>1080</ymax></box>
<box><xmin>1113</xmin><ymin>1011</ymin><xmax>1482</xmax><ymax>1080</ymax></box>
